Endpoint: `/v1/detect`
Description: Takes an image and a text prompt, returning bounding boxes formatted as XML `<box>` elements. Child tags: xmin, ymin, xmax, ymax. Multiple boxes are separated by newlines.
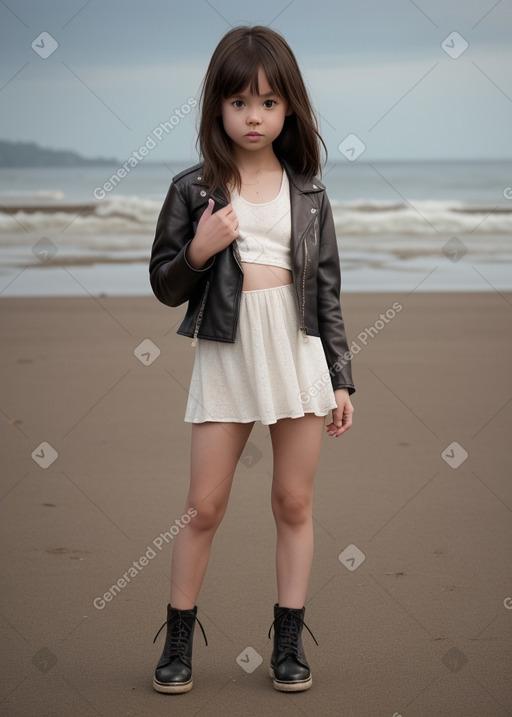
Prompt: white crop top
<box><xmin>230</xmin><ymin>169</ymin><xmax>292</xmax><ymax>271</ymax></box>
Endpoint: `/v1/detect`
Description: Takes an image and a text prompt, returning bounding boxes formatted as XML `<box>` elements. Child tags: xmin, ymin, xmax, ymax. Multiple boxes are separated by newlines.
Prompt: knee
<box><xmin>186</xmin><ymin>500</ymin><xmax>224</xmax><ymax>533</ymax></box>
<box><xmin>271</xmin><ymin>490</ymin><xmax>312</xmax><ymax>528</ymax></box>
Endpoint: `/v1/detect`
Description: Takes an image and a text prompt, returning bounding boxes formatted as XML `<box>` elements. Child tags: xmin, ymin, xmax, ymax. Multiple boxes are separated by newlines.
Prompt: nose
<box><xmin>246</xmin><ymin>104</ymin><xmax>262</xmax><ymax>125</ymax></box>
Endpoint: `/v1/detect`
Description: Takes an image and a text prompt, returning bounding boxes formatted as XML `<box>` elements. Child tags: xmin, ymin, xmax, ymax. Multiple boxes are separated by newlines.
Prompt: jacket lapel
<box><xmin>280</xmin><ymin>159</ymin><xmax>324</xmax><ymax>257</ymax></box>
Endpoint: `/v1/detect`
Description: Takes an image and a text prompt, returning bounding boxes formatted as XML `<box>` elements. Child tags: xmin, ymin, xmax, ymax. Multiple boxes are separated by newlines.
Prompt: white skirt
<box><xmin>184</xmin><ymin>283</ymin><xmax>338</xmax><ymax>425</ymax></box>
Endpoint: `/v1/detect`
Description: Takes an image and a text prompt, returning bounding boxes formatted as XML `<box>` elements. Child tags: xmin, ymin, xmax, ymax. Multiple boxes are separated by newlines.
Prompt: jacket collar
<box><xmin>280</xmin><ymin>158</ymin><xmax>325</xmax><ymax>194</ymax></box>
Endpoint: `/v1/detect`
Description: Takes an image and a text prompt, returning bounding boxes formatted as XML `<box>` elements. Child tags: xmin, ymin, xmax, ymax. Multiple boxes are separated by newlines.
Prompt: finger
<box><xmin>217</xmin><ymin>203</ymin><xmax>235</xmax><ymax>218</ymax></box>
<box><xmin>326</xmin><ymin>406</ymin><xmax>352</xmax><ymax>437</ymax></box>
<box><xmin>199</xmin><ymin>198</ymin><xmax>215</xmax><ymax>222</ymax></box>
<box><xmin>331</xmin><ymin>407</ymin><xmax>344</xmax><ymax>427</ymax></box>
<box><xmin>217</xmin><ymin>207</ymin><xmax>237</xmax><ymax>228</ymax></box>
<box><xmin>337</xmin><ymin>409</ymin><xmax>353</xmax><ymax>435</ymax></box>
<box><xmin>222</xmin><ymin>211</ymin><xmax>239</xmax><ymax>236</ymax></box>
<box><xmin>226</xmin><ymin>210</ymin><xmax>239</xmax><ymax>232</ymax></box>
<box><xmin>221</xmin><ymin>214</ymin><xmax>238</xmax><ymax>236</ymax></box>
<box><xmin>336</xmin><ymin>415</ymin><xmax>352</xmax><ymax>435</ymax></box>
<box><xmin>325</xmin><ymin>420</ymin><xmax>340</xmax><ymax>437</ymax></box>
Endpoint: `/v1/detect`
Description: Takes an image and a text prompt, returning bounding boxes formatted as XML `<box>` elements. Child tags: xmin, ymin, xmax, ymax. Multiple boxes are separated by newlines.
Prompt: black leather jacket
<box><xmin>149</xmin><ymin>159</ymin><xmax>355</xmax><ymax>394</ymax></box>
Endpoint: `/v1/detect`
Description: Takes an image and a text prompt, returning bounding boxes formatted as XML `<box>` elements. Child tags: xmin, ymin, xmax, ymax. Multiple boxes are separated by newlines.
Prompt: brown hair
<box><xmin>197</xmin><ymin>26</ymin><xmax>327</xmax><ymax>195</ymax></box>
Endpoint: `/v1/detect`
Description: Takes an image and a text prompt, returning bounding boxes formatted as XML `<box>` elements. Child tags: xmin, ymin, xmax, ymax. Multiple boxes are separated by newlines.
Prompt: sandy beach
<box><xmin>1</xmin><ymin>290</ymin><xmax>511</xmax><ymax>716</ymax></box>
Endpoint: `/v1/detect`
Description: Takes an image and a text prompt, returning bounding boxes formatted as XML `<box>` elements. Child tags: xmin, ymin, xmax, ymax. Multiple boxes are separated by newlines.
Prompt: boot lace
<box><xmin>153</xmin><ymin>610</ymin><xmax>208</xmax><ymax>656</ymax></box>
<box><xmin>268</xmin><ymin>608</ymin><xmax>318</xmax><ymax>657</ymax></box>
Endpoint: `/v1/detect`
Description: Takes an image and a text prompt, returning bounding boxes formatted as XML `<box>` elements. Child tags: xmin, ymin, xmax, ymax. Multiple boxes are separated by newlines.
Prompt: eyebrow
<box><xmin>230</xmin><ymin>90</ymin><xmax>277</xmax><ymax>98</ymax></box>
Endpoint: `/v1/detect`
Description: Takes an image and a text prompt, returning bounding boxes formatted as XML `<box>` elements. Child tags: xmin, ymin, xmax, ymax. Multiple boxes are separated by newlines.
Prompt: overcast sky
<box><xmin>1</xmin><ymin>0</ymin><xmax>511</xmax><ymax>162</ymax></box>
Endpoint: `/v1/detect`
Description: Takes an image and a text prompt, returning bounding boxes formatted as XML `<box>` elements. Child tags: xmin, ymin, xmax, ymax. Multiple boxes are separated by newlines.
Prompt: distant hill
<box><xmin>0</xmin><ymin>139</ymin><xmax>119</xmax><ymax>167</ymax></box>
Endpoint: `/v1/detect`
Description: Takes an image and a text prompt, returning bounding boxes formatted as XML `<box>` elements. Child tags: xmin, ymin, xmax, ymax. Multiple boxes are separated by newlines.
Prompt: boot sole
<box><xmin>153</xmin><ymin>676</ymin><xmax>193</xmax><ymax>694</ymax></box>
<box><xmin>269</xmin><ymin>666</ymin><xmax>312</xmax><ymax>692</ymax></box>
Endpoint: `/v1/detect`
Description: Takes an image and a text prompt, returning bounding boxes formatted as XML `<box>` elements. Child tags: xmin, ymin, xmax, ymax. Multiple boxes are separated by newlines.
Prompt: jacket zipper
<box><xmin>231</xmin><ymin>242</ymin><xmax>243</xmax><ymax>273</ymax></box>
<box><xmin>231</xmin><ymin>242</ymin><xmax>244</xmax><ymax>331</ymax></box>
<box><xmin>191</xmin><ymin>280</ymin><xmax>210</xmax><ymax>346</ymax></box>
<box><xmin>299</xmin><ymin>212</ymin><xmax>318</xmax><ymax>342</ymax></box>
<box><xmin>300</xmin><ymin>241</ymin><xmax>309</xmax><ymax>343</ymax></box>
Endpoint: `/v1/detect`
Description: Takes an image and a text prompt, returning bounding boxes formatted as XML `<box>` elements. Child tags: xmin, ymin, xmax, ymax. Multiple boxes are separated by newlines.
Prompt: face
<box><xmin>220</xmin><ymin>67</ymin><xmax>292</xmax><ymax>155</ymax></box>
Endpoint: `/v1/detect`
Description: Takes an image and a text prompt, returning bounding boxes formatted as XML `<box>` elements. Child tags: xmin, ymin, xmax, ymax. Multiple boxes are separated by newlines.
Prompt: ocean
<box><xmin>0</xmin><ymin>159</ymin><xmax>511</xmax><ymax>296</ymax></box>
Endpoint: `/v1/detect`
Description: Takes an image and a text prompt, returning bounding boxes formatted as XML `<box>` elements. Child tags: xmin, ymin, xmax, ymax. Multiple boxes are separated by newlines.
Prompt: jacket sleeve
<box><xmin>317</xmin><ymin>193</ymin><xmax>355</xmax><ymax>395</ymax></box>
<box><xmin>149</xmin><ymin>181</ymin><xmax>215</xmax><ymax>307</ymax></box>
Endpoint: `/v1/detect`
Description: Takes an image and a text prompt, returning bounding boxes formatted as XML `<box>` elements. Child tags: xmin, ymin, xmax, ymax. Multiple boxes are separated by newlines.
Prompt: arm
<box><xmin>316</xmin><ymin>193</ymin><xmax>355</xmax><ymax>395</ymax></box>
<box><xmin>149</xmin><ymin>181</ymin><xmax>215</xmax><ymax>308</ymax></box>
<box><xmin>317</xmin><ymin>193</ymin><xmax>355</xmax><ymax>437</ymax></box>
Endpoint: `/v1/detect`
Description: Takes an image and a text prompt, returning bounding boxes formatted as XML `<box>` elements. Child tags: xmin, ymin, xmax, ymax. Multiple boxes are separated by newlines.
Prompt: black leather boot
<box><xmin>268</xmin><ymin>603</ymin><xmax>318</xmax><ymax>692</ymax></box>
<box><xmin>152</xmin><ymin>604</ymin><xmax>208</xmax><ymax>693</ymax></box>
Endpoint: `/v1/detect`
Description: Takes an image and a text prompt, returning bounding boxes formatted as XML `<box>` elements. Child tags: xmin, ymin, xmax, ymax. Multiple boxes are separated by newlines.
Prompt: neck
<box><xmin>230</xmin><ymin>143</ymin><xmax>281</xmax><ymax>175</ymax></box>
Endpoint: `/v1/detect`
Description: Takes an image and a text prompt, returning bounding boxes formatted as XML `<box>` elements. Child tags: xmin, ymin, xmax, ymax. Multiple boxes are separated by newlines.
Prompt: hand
<box><xmin>187</xmin><ymin>198</ymin><xmax>239</xmax><ymax>268</ymax></box>
<box><xmin>326</xmin><ymin>388</ymin><xmax>354</xmax><ymax>437</ymax></box>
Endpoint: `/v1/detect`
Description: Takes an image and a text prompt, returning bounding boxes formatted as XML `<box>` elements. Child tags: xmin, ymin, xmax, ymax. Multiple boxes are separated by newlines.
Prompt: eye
<box><xmin>232</xmin><ymin>99</ymin><xmax>244</xmax><ymax>108</ymax></box>
<box><xmin>263</xmin><ymin>100</ymin><xmax>276</xmax><ymax>108</ymax></box>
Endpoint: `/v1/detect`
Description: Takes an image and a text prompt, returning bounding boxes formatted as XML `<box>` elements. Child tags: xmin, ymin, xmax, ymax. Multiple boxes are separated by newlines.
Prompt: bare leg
<box><xmin>269</xmin><ymin>414</ymin><xmax>325</xmax><ymax>608</ymax></box>
<box><xmin>170</xmin><ymin>421</ymin><xmax>254</xmax><ymax>609</ymax></box>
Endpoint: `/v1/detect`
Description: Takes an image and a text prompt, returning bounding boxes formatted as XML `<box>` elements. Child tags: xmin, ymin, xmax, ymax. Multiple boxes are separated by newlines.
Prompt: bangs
<box><xmin>218</xmin><ymin>46</ymin><xmax>287</xmax><ymax>100</ymax></box>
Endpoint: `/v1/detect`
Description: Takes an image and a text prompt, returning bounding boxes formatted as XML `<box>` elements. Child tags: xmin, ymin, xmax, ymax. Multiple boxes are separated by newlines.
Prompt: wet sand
<box><xmin>1</xmin><ymin>291</ymin><xmax>511</xmax><ymax>716</ymax></box>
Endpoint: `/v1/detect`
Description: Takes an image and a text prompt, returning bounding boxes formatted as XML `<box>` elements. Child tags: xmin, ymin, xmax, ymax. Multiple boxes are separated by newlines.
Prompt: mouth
<box><xmin>245</xmin><ymin>132</ymin><xmax>262</xmax><ymax>137</ymax></box>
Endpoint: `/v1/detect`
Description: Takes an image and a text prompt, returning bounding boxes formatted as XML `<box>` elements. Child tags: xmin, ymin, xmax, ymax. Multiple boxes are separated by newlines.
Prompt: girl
<box><xmin>149</xmin><ymin>25</ymin><xmax>355</xmax><ymax>694</ymax></box>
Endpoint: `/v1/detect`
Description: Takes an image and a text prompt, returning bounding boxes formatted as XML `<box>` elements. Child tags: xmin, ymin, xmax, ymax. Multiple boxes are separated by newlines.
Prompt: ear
<box><xmin>285</xmin><ymin>107</ymin><xmax>294</xmax><ymax>117</ymax></box>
